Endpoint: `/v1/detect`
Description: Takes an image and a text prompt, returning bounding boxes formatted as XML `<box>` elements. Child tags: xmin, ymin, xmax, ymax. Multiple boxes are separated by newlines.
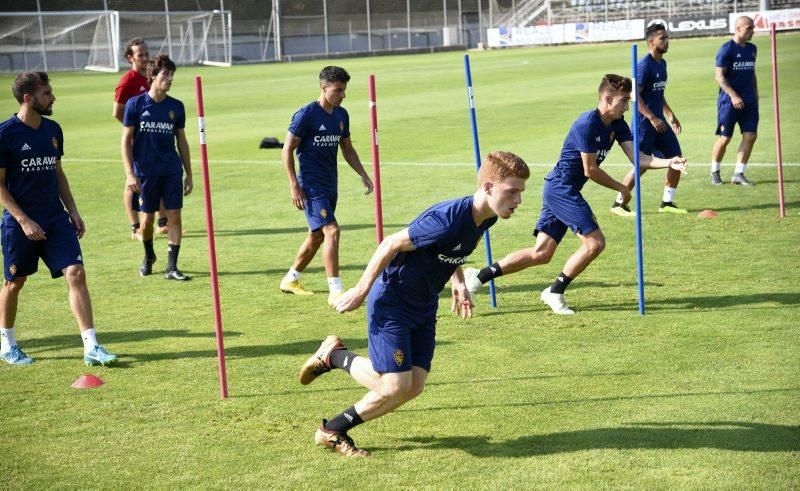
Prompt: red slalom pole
<box><xmin>369</xmin><ymin>74</ymin><xmax>384</xmax><ymax>243</ymax></box>
<box><xmin>770</xmin><ymin>23</ymin><xmax>786</xmax><ymax>218</ymax></box>
<box><xmin>195</xmin><ymin>76</ymin><xmax>228</xmax><ymax>399</ymax></box>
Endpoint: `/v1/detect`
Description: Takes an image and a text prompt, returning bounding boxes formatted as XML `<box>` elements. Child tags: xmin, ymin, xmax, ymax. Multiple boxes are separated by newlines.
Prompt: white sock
<box><xmin>711</xmin><ymin>161</ymin><xmax>721</xmax><ymax>172</ymax></box>
<box><xmin>662</xmin><ymin>186</ymin><xmax>677</xmax><ymax>203</ymax></box>
<box><xmin>327</xmin><ymin>277</ymin><xmax>343</xmax><ymax>293</ymax></box>
<box><xmin>81</xmin><ymin>328</ymin><xmax>98</xmax><ymax>354</ymax></box>
<box><xmin>735</xmin><ymin>162</ymin><xmax>747</xmax><ymax>174</ymax></box>
<box><xmin>1</xmin><ymin>327</ymin><xmax>17</xmax><ymax>353</ymax></box>
<box><xmin>614</xmin><ymin>192</ymin><xmax>625</xmax><ymax>205</ymax></box>
<box><xmin>283</xmin><ymin>268</ymin><xmax>301</xmax><ymax>283</ymax></box>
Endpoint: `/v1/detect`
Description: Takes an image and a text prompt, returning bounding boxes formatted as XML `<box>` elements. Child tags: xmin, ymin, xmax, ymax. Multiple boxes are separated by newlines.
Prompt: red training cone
<box><xmin>71</xmin><ymin>373</ymin><xmax>104</xmax><ymax>389</ymax></box>
<box><xmin>698</xmin><ymin>209</ymin><xmax>718</xmax><ymax>219</ymax></box>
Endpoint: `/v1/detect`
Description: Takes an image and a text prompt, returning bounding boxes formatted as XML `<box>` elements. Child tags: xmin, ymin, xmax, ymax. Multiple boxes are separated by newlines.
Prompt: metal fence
<box><xmin>1</xmin><ymin>0</ymin><xmax>797</xmax><ymax>71</ymax></box>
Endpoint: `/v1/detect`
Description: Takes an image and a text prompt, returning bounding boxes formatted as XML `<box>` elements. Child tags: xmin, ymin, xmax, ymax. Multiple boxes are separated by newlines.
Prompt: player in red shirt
<box><xmin>113</xmin><ymin>38</ymin><xmax>167</xmax><ymax>239</ymax></box>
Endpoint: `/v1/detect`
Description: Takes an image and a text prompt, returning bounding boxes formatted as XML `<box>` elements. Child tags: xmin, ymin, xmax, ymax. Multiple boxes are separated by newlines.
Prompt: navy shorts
<box><xmin>303</xmin><ymin>189</ymin><xmax>337</xmax><ymax>232</ymax></box>
<box><xmin>716</xmin><ymin>100</ymin><xmax>759</xmax><ymax>137</ymax></box>
<box><xmin>138</xmin><ymin>174</ymin><xmax>183</xmax><ymax>213</ymax></box>
<box><xmin>366</xmin><ymin>290</ymin><xmax>436</xmax><ymax>373</ymax></box>
<box><xmin>639</xmin><ymin>123</ymin><xmax>682</xmax><ymax>158</ymax></box>
<box><xmin>535</xmin><ymin>179</ymin><xmax>599</xmax><ymax>243</ymax></box>
<box><xmin>2</xmin><ymin>213</ymin><xmax>83</xmax><ymax>280</ymax></box>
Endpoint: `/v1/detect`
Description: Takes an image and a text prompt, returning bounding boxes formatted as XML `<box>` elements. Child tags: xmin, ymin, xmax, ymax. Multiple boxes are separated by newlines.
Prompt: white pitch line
<box><xmin>63</xmin><ymin>158</ymin><xmax>800</xmax><ymax>168</ymax></box>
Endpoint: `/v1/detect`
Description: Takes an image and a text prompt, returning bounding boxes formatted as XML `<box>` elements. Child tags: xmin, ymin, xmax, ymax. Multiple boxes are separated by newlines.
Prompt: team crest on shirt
<box><xmin>320</xmin><ymin>208</ymin><xmax>328</xmax><ymax>219</ymax></box>
<box><xmin>51</xmin><ymin>137</ymin><xmax>58</xmax><ymax>150</ymax></box>
<box><xmin>168</xmin><ymin>110</ymin><xmax>175</xmax><ymax>121</ymax></box>
<box><xmin>9</xmin><ymin>264</ymin><xmax>16</xmax><ymax>276</ymax></box>
<box><xmin>393</xmin><ymin>349</ymin><xmax>404</xmax><ymax>366</ymax></box>
<box><xmin>609</xmin><ymin>131</ymin><xmax>616</xmax><ymax>144</ymax></box>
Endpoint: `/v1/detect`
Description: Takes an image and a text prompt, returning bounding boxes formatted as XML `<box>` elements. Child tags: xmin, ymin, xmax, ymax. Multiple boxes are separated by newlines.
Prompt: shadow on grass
<box><xmin>395</xmin><ymin>421</ymin><xmax>800</xmax><ymax>456</ymax></box>
<box><xmin>581</xmin><ymin>292</ymin><xmax>800</xmax><ymax>312</ymax></box>
<box><xmin>22</xmin><ymin>329</ymin><xmax>242</xmax><ymax>353</ymax></box>
<box><xmin>183</xmin><ymin>223</ymin><xmax>407</xmax><ymax>238</ymax></box>
<box><xmin>710</xmin><ymin>199</ymin><xmax>800</xmax><ymax>213</ymax></box>
<box><xmin>462</xmin><ymin>280</ymin><xmax>665</xmax><ymax>296</ymax></box>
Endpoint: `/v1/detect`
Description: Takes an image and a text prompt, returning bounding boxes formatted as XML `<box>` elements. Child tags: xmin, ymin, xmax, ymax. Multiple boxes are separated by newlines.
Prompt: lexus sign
<box><xmin>647</xmin><ymin>16</ymin><xmax>729</xmax><ymax>37</ymax></box>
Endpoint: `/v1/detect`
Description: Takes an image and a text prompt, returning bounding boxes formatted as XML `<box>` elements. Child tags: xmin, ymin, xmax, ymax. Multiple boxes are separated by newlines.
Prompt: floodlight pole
<box><xmin>632</xmin><ymin>44</ymin><xmax>645</xmax><ymax>315</ymax></box>
<box><xmin>464</xmin><ymin>54</ymin><xmax>498</xmax><ymax>308</ymax></box>
<box><xmin>195</xmin><ymin>76</ymin><xmax>229</xmax><ymax>399</ymax></box>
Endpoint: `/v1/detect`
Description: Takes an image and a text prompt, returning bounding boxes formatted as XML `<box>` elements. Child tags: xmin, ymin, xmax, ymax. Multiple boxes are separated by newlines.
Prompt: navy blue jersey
<box><xmin>716</xmin><ymin>40</ymin><xmax>757</xmax><ymax>104</ymax></box>
<box><xmin>0</xmin><ymin>115</ymin><xmax>64</xmax><ymax>224</ymax></box>
<box><xmin>545</xmin><ymin>109</ymin><xmax>632</xmax><ymax>190</ymax></box>
<box><xmin>123</xmin><ymin>93</ymin><xmax>185</xmax><ymax>177</ymax></box>
<box><xmin>288</xmin><ymin>101</ymin><xmax>350</xmax><ymax>194</ymax></box>
<box><xmin>637</xmin><ymin>54</ymin><xmax>668</xmax><ymax>122</ymax></box>
<box><xmin>371</xmin><ymin>196</ymin><xmax>497</xmax><ymax>315</ymax></box>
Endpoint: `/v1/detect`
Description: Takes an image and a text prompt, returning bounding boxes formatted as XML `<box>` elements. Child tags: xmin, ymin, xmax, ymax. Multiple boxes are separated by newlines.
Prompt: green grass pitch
<box><xmin>0</xmin><ymin>32</ymin><xmax>798</xmax><ymax>487</ymax></box>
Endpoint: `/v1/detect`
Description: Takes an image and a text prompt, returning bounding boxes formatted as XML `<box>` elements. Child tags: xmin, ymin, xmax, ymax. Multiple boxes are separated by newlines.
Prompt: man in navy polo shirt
<box><xmin>280</xmin><ymin>66</ymin><xmax>374</xmax><ymax>305</ymax></box>
<box><xmin>122</xmin><ymin>54</ymin><xmax>192</xmax><ymax>280</ymax></box>
<box><xmin>0</xmin><ymin>72</ymin><xmax>118</xmax><ymax>366</ymax></box>
<box><xmin>297</xmin><ymin>151</ymin><xmax>530</xmax><ymax>457</ymax></box>
<box><xmin>710</xmin><ymin>16</ymin><xmax>758</xmax><ymax>186</ymax></box>
<box><xmin>464</xmin><ymin>75</ymin><xmax>687</xmax><ymax>315</ymax></box>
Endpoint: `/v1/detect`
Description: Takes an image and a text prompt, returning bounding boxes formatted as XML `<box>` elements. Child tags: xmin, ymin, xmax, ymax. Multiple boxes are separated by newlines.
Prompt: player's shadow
<box><xmin>477</xmin><ymin>280</ymin><xmax>665</xmax><ymax>295</ymax></box>
<box><xmin>183</xmin><ymin>223</ymin><xmax>406</xmax><ymax>238</ymax></box>
<box><xmin>181</xmin><ymin>264</ymin><xmax>366</xmax><ymax>277</ymax></box>
<box><xmin>710</xmin><ymin>199</ymin><xmax>800</xmax><ymax>213</ymax></box>
<box><xmin>394</xmin><ymin>421</ymin><xmax>800</xmax><ymax>457</ymax></box>
<box><xmin>580</xmin><ymin>292</ymin><xmax>800</xmax><ymax>312</ymax></box>
<box><xmin>21</xmin><ymin>329</ymin><xmax>240</xmax><ymax>353</ymax></box>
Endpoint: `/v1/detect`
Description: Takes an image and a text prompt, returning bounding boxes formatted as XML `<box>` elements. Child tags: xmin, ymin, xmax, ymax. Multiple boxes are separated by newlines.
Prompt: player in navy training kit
<box><xmin>464</xmin><ymin>75</ymin><xmax>687</xmax><ymax>314</ymax></box>
<box><xmin>297</xmin><ymin>152</ymin><xmax>529</xmax><ymax>457</ymax></box>
<box><xmin>613</xmin><ymin>23</ymin><xmax>688</xmax><ymax>215</ymax></box>
<box><xmin>280</xmin><ymin>66</ymin><xmax>374</xmax><ymax>305</ymax></box>
<box><xmin>711</xmin><ymin>16</ymin><xmax>758</xmax><ymax>186</ymax></box>
<box><xmin>0</xmin><ymin>72</ymin><xmax>118</xmax><ymax>366</ymax></box>
<box><xmin>122</xmin><ymin>54</ymin><xmax>192</xmax><ymax>281</ymax></box>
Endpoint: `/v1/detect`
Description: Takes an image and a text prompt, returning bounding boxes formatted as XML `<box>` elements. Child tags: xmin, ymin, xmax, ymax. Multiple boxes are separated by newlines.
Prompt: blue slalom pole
<box><xmin>464</xmin><ymin>54</ymin><xmax>498</xmax><ymax>308</ymax></box>
<box><xmin>631</xmin><ymin>44</ymin><xmax>646</xmax><ymax>315</ymax></box>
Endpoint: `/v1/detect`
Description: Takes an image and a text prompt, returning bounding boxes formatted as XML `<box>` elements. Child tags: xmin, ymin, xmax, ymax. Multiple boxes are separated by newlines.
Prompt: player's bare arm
<box><xmin>663</xmin><ymin>99</ymin><xmax>681</xmax><ymax>134</ymax></box>
<box><xmin>334</xmin><ymin>228</ymin><xmax>416</xmax><ymax>313</ymax></box>
<box><xmin>638</xmin><ymin>85</ymin><xmax>667</xmax><ymax>133</ymax></box>
<box><xmin>581</xmin><ymin>152</ymin><xmax>631</xmax><ymax>202</ymax></box>
<box><xmin>450</xmin><ymin>267</ymin><xmax>474</xmax><ymax>319</ymax></box>
<box><xmin>619</xmin><ymin>141</ymin><xmax>688</xmax><ymax>174</ymax></box>
<box><xmin>112</xmin><ymin>102</ymin><xmax>125</xmax><ymax>123</ymax></box>
<box><xmin>176</xmin><ymin>128</ymin><xmax>192</xmax><ymax>196</ymax></box>
<box><xmin>282</xmin><ymin>131</ymin><xmax>305</xmax><ymax>210</ymax></box>
<box><xmin>716</xmin><ymin>66</ymin><xmax>744</xmax><ymax>109</ymax></box>
<box><xmin>340</xmin><ymin>137</ymin><xmax>374</xmax><ymax>195</ymax></box>
<box><xmin>0</xmin><ymin>167</ymin><xmax>46</xmax><ymax>241</ymax></box>
<box><xmin>121</xmin><ymin>125</ymin><xmax>140</xmax><ymax>193</ymax></box>
<box><xmin>55</xmin><ymin>159</ymin><xmax>85</xmax><ymax>238</ymax></box>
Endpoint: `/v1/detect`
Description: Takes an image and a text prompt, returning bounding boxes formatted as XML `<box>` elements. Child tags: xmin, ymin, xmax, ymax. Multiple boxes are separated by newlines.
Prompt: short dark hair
<box><xmin>146</xmin><ymin>54</ymin><xmax>176</xmax><ymax>82</ymax></box>
<box><xmin>646</xmin><ymin>23</ymin><xmax>666</xmax><ymax>40</ymax></box>
<box><xmin>598</xmin><ymin>74</ymin><xmax>632</xmax><ymax>97</ymax></box>
<box><xmin>124</xmin><ymin>37</ymin><xmax>147</xmax><ymax>59</ymax></box>
<box><xmin>319</xmin><ymin>66</ymin><xmax>350</xmax><ymax>84</ymax></box>
<box><xmin>12</xmin><ymin>71</ymin><xmax>49</xmax><ymax>103</ymax></box>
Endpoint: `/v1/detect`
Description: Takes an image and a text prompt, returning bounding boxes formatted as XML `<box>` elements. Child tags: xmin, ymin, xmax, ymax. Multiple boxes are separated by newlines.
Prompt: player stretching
<box><xmin>298</xmin><ymin>151</ymin><xmax>529</xmax><ymax>456</ymax></box>
<box><xmin>122</xmin><ymin>54</ymin><xmax>192</xmax><ymax>280</ymax></box>
<box><xmin>711</xmin><ymin>16</ymin><xmax>758</xmax><ymax>186</ymax></box>
<box><xmin>279</xmin><ymin>66</ymin><xmax>373</xmax><ymax>305</ymax></box>
<box><xmin>465</xmin><ymin>75</ymin><xmax>686</xmax><ymax>314</ymax></box>
<box><xmin>0</xmin><ymin>72</ymin><xmax>118</xmax><ymax>366</ymax></box>
<box><xmin>612</xmin><ymin>23</ymin><xmax>687</xmax><ymax>215</ymax></box>
<box><xmin>113</xmin><ymin>38</ymin><xmax>168</xmax><ymax>239</ymax></box>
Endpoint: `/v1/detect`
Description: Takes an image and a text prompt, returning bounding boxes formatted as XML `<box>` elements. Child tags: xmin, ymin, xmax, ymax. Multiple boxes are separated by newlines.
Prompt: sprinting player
<box><xmin>711</xmin><ymin>15</ymin><xmax>758</xmax><ymax>186</ymax></box>
<box><xmin>279</xmin><ymin>66</ymin><xmax>374</xmax><ymax>305</ymax></box>
<box><xmin>113</xmin><ymin>38</ymin><xmax>169</xmax><ymax>239</ymax></box>
<box><xmin>0</xmin><ymin>72</ymin><xmax>118</xmax><ymax>366</ymax></box>
<box><xmin>121</xmin><ymin>54</ymin><xmax>192</xmax><ymax>281</ymax></box>
<box><xmin>298</xmin><ymin>151</ymin><xmax>529</xmax><ymax>457</ymax></box>
<box><xmin>612</xmin><ymin>23</ymin><xmax>687</xmax><ymax>215</ymax></box>
<box><xmin>465</xmin><ymin>75</ymin><xmax>687</xmax><ymax>315</ymax></box>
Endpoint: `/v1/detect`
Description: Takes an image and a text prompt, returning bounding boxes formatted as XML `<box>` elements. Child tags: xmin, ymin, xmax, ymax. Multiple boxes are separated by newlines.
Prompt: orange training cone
<box><xmin>71</xmin><ymin>373</ymin><xmax>104</xmax><ymax>389</ymax></box>
<box><xmin>698</xmin><ymin>209</ymin><xmax>718</xmax><ymax>219</ymax></box>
